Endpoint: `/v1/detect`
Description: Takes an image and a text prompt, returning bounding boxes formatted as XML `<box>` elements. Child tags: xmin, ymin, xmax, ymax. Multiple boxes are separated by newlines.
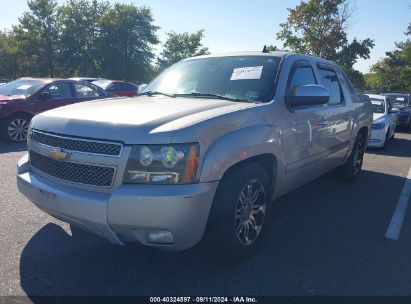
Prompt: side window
<box><xmin>317</xmin><ymin>66</ymin><xmax>344</xmax><ymax>105</ymax></box>
<box><xmin>123</xmin><ymin>83</ymin><xmax>137</xmax><ymax>91</ymax></box>
<box><xmin>108</xmin><ymin>83</ymin><xmax>121</xmax><ymax>91</ymax></box>
<box><xmin>340</xmin><ymin>71</ymin><xmax>360</xmax><ymax>102</ymax></box>
<box><xmin>44</xmin><ymin>83</ymin><xmax>73</xmax><ymax>100</ymax></box>
<box><xmin>74</xmin><ymin>83</ymin><xmax>102</xmax><ymax>97</ymax></box>
<box><xmin>287</xmin><ymin>62</ymin><xmax>317</xmax><ymax>96</ymax></box>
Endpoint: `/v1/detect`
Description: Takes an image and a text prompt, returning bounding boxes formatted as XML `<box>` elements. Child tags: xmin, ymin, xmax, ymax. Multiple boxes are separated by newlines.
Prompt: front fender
<box><xmin>199</xmin><ymin>125</ymin><xmax>282</xmax><ymax>183</ymax></box>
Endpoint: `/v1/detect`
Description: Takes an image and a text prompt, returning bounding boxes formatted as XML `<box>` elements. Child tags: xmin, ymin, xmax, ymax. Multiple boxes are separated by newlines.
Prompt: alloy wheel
<box><xmin>234</xmin><ymin>179</ymin><xmax>267</xmax><ymax>246</ymax></box>
<box><xmin>353</xmin><ymin>139</ymin><xmax>364</xmax><ymax>175</ymax></box>
<box><xmin>8</xmin><ymin>118</ymin><xmax>30</xmax><ymax>142</ymax></box>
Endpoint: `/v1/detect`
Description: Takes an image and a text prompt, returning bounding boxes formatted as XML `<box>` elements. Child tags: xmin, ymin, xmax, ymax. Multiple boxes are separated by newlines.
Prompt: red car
<box><xmin>93</xmin><ymin>80</ymin><xmax>138</xmax><ymax>97</ymax></box>
<box><xmin>0</xmin><ymin>78</ymin><xmax>114</xmax><ymax>142</ymax></box>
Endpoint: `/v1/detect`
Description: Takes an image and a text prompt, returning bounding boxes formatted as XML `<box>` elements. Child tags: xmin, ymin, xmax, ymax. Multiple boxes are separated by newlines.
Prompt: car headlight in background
<box><xmin>123</xmin><ymin>143</ymin><xmax>199</xmax><ymax>184</ymax></box>
<box><xmin>372</xmin><ymin>123</ymin><xmax>385</xmax><ymax>130</ymax></box>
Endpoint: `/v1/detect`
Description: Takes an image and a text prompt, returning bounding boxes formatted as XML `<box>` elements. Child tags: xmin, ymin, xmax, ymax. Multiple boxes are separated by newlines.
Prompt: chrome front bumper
<box><xmin>17</xmin><ymin>155</ymin><xmax>219</xmax><ymax>251</ymax></box>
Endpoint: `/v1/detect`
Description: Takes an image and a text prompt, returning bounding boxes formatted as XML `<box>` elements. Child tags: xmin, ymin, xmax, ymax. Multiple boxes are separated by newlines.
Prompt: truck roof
<box><xmin>184</xmin><ymin>51</ymin><xmax>338</xmax><ymax>67</ymax></box>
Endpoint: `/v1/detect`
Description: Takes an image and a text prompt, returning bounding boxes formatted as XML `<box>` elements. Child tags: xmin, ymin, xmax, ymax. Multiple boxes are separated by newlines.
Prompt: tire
<box><xmin>338</xmin><ymin>133</ymin><xmax>365</xmax><ymax>181</ymax></box>
<box><xmin>0</xmin><ymin>114</ymin><xmax>31</xmax><ymax>142</ymax></box>
<box><xmin>382</xmin><ymin>128</ymin><xmax>390</xmax><ymax>149</ymax></box>
<box><xmin>206</xmin><ymin>161</ymin><xmax>271</xmax><ymax>260</ymax></box>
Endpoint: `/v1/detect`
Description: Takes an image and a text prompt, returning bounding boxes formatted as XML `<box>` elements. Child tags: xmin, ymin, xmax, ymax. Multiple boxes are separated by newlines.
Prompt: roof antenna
<box><xmin>262</xmin><ymin>45</ymin><xmax>269</xmax><ymax>53</ymax></box>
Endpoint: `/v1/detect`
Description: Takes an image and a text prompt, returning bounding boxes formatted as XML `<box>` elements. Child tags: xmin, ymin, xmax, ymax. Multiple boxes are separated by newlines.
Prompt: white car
<box><xmin>367</xmin><ymin>94</ymin><xmax>398</xmax><ymax>148</ymax></box>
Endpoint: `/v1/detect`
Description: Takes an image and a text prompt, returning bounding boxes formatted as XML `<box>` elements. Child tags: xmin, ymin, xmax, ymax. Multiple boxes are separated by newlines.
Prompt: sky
<box><xmin>0</xmin><ymin>0</ymin><xmax>410</xmax><ymax>73</ymax></box>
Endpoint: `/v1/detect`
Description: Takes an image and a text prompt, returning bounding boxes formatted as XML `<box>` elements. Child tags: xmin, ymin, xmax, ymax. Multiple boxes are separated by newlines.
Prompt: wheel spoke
<box><xmin>243</xmin><ymin>222</ymin><xmax>250</xmax><ymax>243</ymax></box>
<box><xmin>246</xmin><ymin>184</ymin><xmax>253</xmax><ymax>198</ymax></box>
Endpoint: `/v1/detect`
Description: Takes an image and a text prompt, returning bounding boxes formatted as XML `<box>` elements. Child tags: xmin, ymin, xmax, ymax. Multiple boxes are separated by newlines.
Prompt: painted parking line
<box><xmin>385</xmin><ymin>166</ymin><xmax>411</xmax><ymax>240</ymax></box>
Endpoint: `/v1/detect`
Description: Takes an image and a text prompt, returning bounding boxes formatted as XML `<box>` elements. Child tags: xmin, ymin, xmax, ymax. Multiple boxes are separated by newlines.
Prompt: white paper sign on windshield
<box><xmin>230</xmin><ymin>66</ymin><xmax>263</xmax><ymax>80</ymax></box>
<box><xmin>17</xmin><ymin>85</ymin><xmax>31</xmax><ymax>90</ymax></box>
<box><xmin>397</xmin><ymin>97</ymin><xmax>405</xmax><ymax>101</ymax></box>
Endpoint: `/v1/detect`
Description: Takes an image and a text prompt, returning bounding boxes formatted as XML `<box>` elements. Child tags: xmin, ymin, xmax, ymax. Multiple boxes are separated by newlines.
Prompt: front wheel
<box><xmin>338</xmin><ymin>133</ymin><xmax>365</xmax><ymax>181</ymax></box>
<box><xmin>1</xmin><ymin>114</ymin><xmax>31</xmax><ymax>142</ymax></box>
<box><xmin>206</xmin><ymin>162</ymin><xmax>271</xmax><ymax>260</ymax></box>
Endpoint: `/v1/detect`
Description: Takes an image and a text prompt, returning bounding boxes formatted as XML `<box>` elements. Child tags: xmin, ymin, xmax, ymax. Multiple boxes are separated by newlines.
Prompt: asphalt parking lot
<box><xmin>0</xmin><ymin>132</ymin><xmax>411</xmax><ymax>298</ymax></box>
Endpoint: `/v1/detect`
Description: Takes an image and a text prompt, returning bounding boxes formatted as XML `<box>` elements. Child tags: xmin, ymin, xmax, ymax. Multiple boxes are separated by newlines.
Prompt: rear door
<box><xmin>316</xmin><ymin>63</ymin><xmax>352</xmax><ymax>162</ymax></box>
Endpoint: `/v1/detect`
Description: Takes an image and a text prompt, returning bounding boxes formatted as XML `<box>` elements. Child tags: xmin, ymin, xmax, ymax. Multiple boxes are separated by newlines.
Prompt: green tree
<box><xmin>98</xmin><ymin>4</ymin><xmax>159</xmax><ymax>82</ymax></box>
<box><xmin>276</xmin><ymin>0</ymin><xmax>374</xmax><ymax>88</ymax></box>
<box><xmin>58</xmin><ymin>0</ymin><xmax>109</xmax><ymax>77</ymax></box>
<box><xmin>15</xmin><ymin>0</ymin><xmax>59</xmax><ymax>77</ymax></box>
<box><xmin>157</xmin><ymin>30</ymin><xmax>209</xmax><ymax>70</ymax></box>
<box><xmin>0</xmin><ymin>30</ymin><xmax>19</xmax><ymax>78</ymax></box>
<box><xmin>366</xmin><ymin>40</ymin><xmax>411</xmax><ymax>92</ymax></box>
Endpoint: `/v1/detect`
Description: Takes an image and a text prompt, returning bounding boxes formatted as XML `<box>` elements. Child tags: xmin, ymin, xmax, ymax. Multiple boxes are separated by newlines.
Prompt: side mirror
<box><xmin>358</xmin><ymin>94</ymin><xmax>370</xmax><ymax>102</ymax></box>
<box><xmin>285</xmin><ymin>85</ymin><xmax>330</xmax><ymax>108</ymax></box>
<box><xmin>39</xmin><ymin>91</ymin><xmax>51</xmax><ymax>100</ymax></box>
<box><xmin>389</xmin><ymin>108</ymin><xmax>400</xmax><ymax>114</ymax></box>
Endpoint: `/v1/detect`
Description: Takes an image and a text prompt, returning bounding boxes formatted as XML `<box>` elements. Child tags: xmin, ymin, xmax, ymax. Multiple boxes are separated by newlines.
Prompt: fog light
<box><xmin>146</xmin><ymin>230</ymin><xmax>174</xmax><ymax>244</ymax></box>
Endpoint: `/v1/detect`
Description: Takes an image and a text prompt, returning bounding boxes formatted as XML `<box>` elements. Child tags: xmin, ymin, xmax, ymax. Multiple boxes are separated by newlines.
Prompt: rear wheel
<box><xmin>383</xmin><ymin>128</ymin><xmax>390</xmax><ymax>149</ymax></box>
<box><xmin>1</xmin><ymin>114</ymin><xmax>31</xmax><ymax>142</ymax></box>
<box><xmin>338</xmin><ymin>133</ymin><xmax>365</xmax><ymax>181</ymax></box>
<box><xmin>206</xmin><ymin>162</ymin><xmax>271</xmax><ymax>260</ymax></box>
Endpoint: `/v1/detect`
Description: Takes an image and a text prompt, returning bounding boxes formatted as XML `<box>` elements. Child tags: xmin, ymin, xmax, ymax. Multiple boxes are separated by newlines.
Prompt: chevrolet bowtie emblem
<box><xmin>48</xmin><ymin>148</ymin><xmax>69</xmax><ymax>162</ymax></box>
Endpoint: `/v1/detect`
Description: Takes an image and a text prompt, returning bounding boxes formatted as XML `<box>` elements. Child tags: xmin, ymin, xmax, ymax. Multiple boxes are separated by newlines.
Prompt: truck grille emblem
<box><xmin>48</xmin><ymin>148</ymin><xmax>69</xmax><ymax>162</ymax></box>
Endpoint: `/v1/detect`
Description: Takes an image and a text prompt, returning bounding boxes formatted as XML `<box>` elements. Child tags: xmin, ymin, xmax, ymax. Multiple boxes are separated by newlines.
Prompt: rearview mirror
<box><xmin>39</xmin><ymin>91</ymin><xmax>51</xmax><ymax>100</ymax></box>
<box><xmin>285</xmin><ymin>85</ymin><xmax>330</xmax><ymax>108</ymax></box>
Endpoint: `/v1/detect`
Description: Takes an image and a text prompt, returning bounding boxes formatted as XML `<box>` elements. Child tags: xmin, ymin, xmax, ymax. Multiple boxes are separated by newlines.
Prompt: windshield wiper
<box><xmin>174</xmin><ymin>92</ymin><xmax>249</xmax><ymax>102</ymax></box>
<box><xmin>140</xmin><ymin>91</ymin><xmax>176</xmax><ymax>98</ymax></box>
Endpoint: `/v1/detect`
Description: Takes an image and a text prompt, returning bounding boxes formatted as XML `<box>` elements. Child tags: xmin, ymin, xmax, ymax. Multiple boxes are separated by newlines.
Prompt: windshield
<box><xmin>370</xmin><ymin>98</ymin><xmax>386</xmax><ymax>113</ymax></box>
<box><xmin>386</xmin><ymin>95</ymin><xmax>410</xmax><ymax>106</ymax></box>
<box><xmin>143</xmin><ymin>56</ymin><xmax>281</xmax><ymax>102</ymax></box>
<box><xmin>0</xmin><ymin>79</ymin><xmax>45</xmax><ymax>97</ymax></box>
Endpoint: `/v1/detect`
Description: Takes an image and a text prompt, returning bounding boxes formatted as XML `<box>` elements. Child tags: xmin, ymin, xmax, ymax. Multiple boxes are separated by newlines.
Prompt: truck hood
<box><xmin>32</xmin><ymin>96</ymin><xmax>261</xmax><ymax>144</ymax></box>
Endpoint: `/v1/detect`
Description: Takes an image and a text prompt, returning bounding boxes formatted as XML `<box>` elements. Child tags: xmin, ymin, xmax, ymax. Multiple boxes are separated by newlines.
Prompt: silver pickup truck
<box><xmin>17</xmin><ymin>51</ymin><xmax>372</xmax><ymax>259</ymax></box>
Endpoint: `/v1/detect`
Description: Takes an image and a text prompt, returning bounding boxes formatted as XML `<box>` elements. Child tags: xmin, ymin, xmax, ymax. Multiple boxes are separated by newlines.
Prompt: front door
<box><xmin>281</xmin><ymin>60</ymin><xmax>331</xmax><ymax>191</ymax></box>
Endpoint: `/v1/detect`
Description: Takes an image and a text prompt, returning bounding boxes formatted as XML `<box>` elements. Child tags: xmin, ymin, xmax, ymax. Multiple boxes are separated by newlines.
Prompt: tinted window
<box><xmin>318</xmin><ymin>66</ymin><xmax>344</xmax><ymax>105</ymax></box>
<box><xmin>123</xmin><ymin>82</ymin><xmax>137</xmax><ymax>91</ymax></box>
<box><xmin>341</xmin><ymin>72</ymin><xmax>360</xmax><ymax>102</ymax></box>
<box><xmin>109</xmin><ymin>82</ymin><xmax>122</xmax><ymax>91</ymax></box>
<box><xmin>144</xmin><ymin>56</ymin><xmax>281</xmax><ymax>102</ymax></box>
<box><xmin>45</xmin><ymin>83</ymin><xmax>73</xmax><ymax>99</ymax></box>
<box><xmin>74</xmin><ymin>83</ymin><xmax>102</xmax><ymax>97</ymax></box>
<box><xmin>287</xmin><ymin>63</ymin><xmax>317</xmax><ymax>96</ymax></box>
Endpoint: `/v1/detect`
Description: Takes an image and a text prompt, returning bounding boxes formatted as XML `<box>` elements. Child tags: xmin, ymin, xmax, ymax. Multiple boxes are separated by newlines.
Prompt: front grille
<box><xmin>31</xmin><ymin>130</ymin><xmax>122</xmax><ymax>156</ymax></box>
<box><xmin>30</xmin><ymin>151</ymin><xmax>115</xmax><ymax>187</ymax></box>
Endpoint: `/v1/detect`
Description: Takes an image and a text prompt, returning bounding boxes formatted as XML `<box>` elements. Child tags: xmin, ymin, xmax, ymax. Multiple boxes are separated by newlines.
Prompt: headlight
<box><xmin>123</xmin><ymin>143</ymin><xmax>199</xmax><ymax>184</ymax></box>
<box><xmin>372</xmin><ymin>123</ymin><xmax>385</xmax><ymax>130</ymax></box>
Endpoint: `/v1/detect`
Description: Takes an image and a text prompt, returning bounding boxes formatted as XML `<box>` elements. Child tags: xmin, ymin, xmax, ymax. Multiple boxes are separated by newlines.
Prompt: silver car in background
<box><xmin>17</xmin><ymin>51</ymin><xmax>372</xmax><ymax>259</ymax></box>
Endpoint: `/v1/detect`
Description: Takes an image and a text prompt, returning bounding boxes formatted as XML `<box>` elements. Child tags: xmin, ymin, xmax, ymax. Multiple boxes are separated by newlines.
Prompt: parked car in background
<box><xmin>366</xmin><ymin>94</ymin><xmax>398</xmax><ymax>148</ymax></box>
<box><xmin>69</xmin><ymin>77</ymin><xmax>103</xmax><ymax>83</ymax></box>
<box><xmin>17</xmin><ymin>51</ymin><xmax>372</xmax><ymax>259</ymax></box>
<box><xmin>0</xmin><ymin>78</ymin><xmax>114</xmax><ymax>142</ymax></box>
<box><xmin>0</xmin><ymin>79</ymin><xmax>9</xmax><ymax>86</ymax></box>
<box><xmin>382</xmin><ymin>93</ymin><xmax>411</xmax><ymax>131</ymax></box>
<box><xmin>93</xmin><ymin>80</ymin><xmax>138</xmax><ymax>97</ymax></box>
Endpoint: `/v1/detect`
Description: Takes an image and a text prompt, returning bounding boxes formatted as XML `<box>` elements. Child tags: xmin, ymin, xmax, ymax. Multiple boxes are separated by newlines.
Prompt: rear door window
<box><xmin>317</xmin><ymin>65</ymin><xmax>344</xmax><ymax>105</ymax></box>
